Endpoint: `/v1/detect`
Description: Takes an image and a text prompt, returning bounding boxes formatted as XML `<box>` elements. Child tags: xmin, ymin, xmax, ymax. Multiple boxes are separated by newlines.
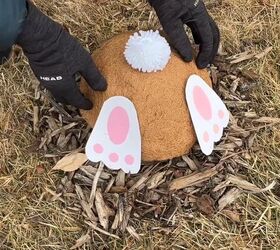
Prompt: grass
<box><xmin>0</xmin><ymin>0</ymin><xmax>280</xmax><ymax>249</ymax></box>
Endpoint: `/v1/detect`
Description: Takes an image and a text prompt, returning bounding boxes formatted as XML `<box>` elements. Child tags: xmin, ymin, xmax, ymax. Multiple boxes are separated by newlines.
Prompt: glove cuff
<box><xmin>16</xmin><ymin>1</ymin><xmax>62</xmax><ymax>53</ymax></box>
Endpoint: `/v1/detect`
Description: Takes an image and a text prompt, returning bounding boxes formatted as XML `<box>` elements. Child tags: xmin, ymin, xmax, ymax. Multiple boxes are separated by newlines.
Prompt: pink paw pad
<box><xmin>109</xmin><ymin>153</ymin><xmax>119</xmax><ymax>162</ymax></box>
<box><xmin>193</xmin><ymin>86</ymin><xmax>212</xmax><ymax>120</ymax></box>
<box><xmin>93</xmin><ymin>144</ymin><xmax>103</xmax><ymax>154</ymax></box>
<box><xmin>213</xmin><ymin>124</ymin><xmax>219</xmax><ymax>134</ymax></box>
<box><xmin>125</xmin><ymin>155</ymin><xmax>135</xmax><ymax>165</ymax></box>
<box><xmin>107</xmin><ymin>107</ymin><xmax>129</xmax><ymax>145</ymax></box>
<box><xmin>218</xmin><ymin>110</ymin><xmax>224</xmax><ymax>119</ymax></box>
<box><xmin>203</xmin><ymin>131</ymin><xmax>210</xmax><ymax>142</ymax></box>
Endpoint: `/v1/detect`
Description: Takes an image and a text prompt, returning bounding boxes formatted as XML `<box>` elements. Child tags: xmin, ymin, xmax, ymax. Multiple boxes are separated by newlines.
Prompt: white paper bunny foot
<box><xmin>186</xmin><ymin>75</ymin><xmax>230</xmax><ymax>155</ymax></box>
<box><xmin>85</xmin><ymin>96</ymin><xmax>141</xmax><ymax>174</ymax></box>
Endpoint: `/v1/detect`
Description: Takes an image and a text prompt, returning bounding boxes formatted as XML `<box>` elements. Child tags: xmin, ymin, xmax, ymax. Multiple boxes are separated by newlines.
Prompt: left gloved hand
<box><xmin>16</xmin><ymin>1</ymin><xmax>107</xmax><ymax>110</ymax></box>
<box><xmin>149</xmin><ymin>0</ymin><xmax>220</xmax><ymax>69</ymax></box>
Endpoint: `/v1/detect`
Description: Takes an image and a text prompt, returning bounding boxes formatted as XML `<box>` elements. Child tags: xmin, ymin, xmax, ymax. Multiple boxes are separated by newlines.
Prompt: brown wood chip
<box><xmin>196</xmin><ymin>194</ymin><xmax>215</xmax><ymax>216</ymax></box>
<box><xmin>111</xmin><ymin>195</ymin><xmax>124</xmax><ymax>230</ymax></box>
<box><xmin>120</xmin><ymin>204</ymin><xmax>132</xmax><ymax>232</ymax></box>
<box><xmin>115</xmin><ymin>170</ymin><xmax>126</xmax><ymax>186</ymax></box>
<box><xmin>86</xmin><ymin>221</ymin><xmax>120</xmax><ymax>240</ymax></box>
<box><xmin>182</xmin><ymin>155</ymin><xmax>198</xmax><ymax>171</ymax></box>
<box><xmin>228</xmin><ymin>175</ymin><xmax>276</xmax><ymax>193</ymax></box>
<box><xmin>126</xmin><ymin>226</ymin><xmax>141</xmax><ymax>241</ymax></box>
<box><xmin>146</xmin><ymin>171</ymin><xmax>166</xmax><ymax>190</ymax></box>
<box><xmin>218</xmin><ymin>188</ymin><xmax>242</xmax><ymax>211</ymax></box>
<box><xmin>95</xmin><ymin>188</ymin><xmax>114</xmax><ymax>230</ymax></box>
<box><xmin>169</xmin><ymin>167</ymin><xmax>219</xmax><ymax>191</ymax></box>
<box><xmin>80</xmin><ymin>200</ymin><xmax>98</xmax><ymax>222</ymax></box>
<box><xmin>89</xmin><ymin>162</ymin><xmax>104</xmax><ymax>204</ymax></box>
<box><xmin>33</xmin><ymin>105</ymin><xmax>39</xmax><ymax>134</ymax></box>
<box><xmin>70</xmin><ymin>234</ymin><xmax>91</xmax><ymax>249</ymax></box>
<box><xmin>221</xmin><ymin>209</ymin><xmax>241</xmax><ymax>223</ymax></box>
<box><xmin>109</xmin><ymin>186</ymin><xmax>127</xmax><ymax>193</ymax></box>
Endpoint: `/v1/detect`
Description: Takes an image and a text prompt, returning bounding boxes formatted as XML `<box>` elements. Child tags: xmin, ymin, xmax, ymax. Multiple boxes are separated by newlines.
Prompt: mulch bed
<box><xmin>33</xmin><ymin>53</ymin><xmax>277</xmax><ymax>245</ymax></box>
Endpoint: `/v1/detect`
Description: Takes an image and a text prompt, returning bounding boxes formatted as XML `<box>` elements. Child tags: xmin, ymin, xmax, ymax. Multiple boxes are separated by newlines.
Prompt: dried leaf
<box><xmin>196</xmin><ymin>194</ymin><xmax>215</xmax><ymax>216</ymax></box>
<box><xmin>53</xmin><ymin>153</ymin><xmax>87</xmax><ymax>172</ymax></box>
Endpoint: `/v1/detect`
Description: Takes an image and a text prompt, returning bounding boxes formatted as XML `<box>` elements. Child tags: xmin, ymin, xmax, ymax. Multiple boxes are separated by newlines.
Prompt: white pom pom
<box><xmin>124</xmin><ymin>30</ymin><xmax>171</xmax><ymax>73</ymax></box>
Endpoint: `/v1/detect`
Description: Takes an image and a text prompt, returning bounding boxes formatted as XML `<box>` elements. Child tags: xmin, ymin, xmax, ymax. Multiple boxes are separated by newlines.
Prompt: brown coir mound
<box><xmin>80</xmin><ymin>33</ymin><xmax>211</xmax><ymax>162</ymax></box>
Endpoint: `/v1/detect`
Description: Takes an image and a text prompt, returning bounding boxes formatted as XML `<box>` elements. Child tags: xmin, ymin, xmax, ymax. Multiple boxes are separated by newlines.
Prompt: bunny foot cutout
<box><xmin>86</xmin><ymin>96</ymin><xmax>141</xmax><ymax>174</ymax></box>
<box><xmin>186</xmin><ymin>75</ymin><xmax>230</xmax><ymax>155</ymax></box>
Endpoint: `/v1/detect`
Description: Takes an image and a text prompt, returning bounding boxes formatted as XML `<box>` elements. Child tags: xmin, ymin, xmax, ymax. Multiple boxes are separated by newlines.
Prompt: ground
<box><xmin>0</xmin><ymin>0</ymin><xmax>280</xmax><ymax>249</ymax></box>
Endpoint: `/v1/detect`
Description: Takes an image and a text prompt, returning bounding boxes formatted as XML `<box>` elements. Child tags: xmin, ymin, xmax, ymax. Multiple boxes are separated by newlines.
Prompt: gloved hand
<box><xmin>149</xmin><ymin>0</ymin><xmax>220</xmax><ymax>69</ymax></box>
<box><xmin>16</xmin><ymin>1</ymin><xmax>107</xmax><ymax>110</ymax></box>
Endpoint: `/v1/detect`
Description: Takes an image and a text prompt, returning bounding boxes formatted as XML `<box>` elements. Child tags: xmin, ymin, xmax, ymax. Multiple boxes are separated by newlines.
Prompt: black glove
<box><xmin>149</xmin><ymin>0</ymin><xmax>220</xmax><ymax>69</ymax></box>
<box><xmin>16</xmin><ymin>1</ymin><xmax>107</xmax><ymax>110</ymax></box>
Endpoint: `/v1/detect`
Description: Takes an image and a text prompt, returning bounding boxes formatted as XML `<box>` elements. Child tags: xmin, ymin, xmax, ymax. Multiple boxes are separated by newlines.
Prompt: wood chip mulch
<box><xmin>33</xmin><ymin>53</ymin><xmax>277</xmax><ymax>243</ymax></box>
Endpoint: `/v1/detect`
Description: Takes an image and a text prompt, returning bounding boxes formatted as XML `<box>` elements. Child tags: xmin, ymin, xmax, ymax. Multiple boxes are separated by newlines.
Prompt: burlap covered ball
<box><xmin>80</xmin><ymin>33</ymin><xmax>212</xmax><ymax>162</ymax></box>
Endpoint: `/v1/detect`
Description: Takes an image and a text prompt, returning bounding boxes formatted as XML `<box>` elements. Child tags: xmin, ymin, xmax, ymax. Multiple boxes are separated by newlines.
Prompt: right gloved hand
<box><xmin>149</xmin><ymin>0</ymin><xmax>220</xmax><ymax>69</ymax></box>
<box><xmin>16</xmin><ymin>1</ymin><xmax>107</xmax><ymax>110</ymax></box>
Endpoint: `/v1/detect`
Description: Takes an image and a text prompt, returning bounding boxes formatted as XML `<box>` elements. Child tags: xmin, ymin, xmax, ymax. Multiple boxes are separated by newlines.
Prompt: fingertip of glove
<box><xmin>179</xmin><ymin>50</ymin><xmax>193</xmax><ymax>62</ymax></box>
<box><xmin>79</xmin><ymin>99</ymin><xmax>93</xmax><ymax>110</ymax></box>
<box><xmin>183</xmin><ymin>55</ymin><xmax>193</xmax><ymax>63</ymax></box>
<box><xmin>196</xmin><ymin>58</ymin><xmax>209</xmax><ymax>69</ymax></box>
<box><xmin>94</xmin><ymin>77</ymin><xmax>108</xmax><ymax>91</ymax></box>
